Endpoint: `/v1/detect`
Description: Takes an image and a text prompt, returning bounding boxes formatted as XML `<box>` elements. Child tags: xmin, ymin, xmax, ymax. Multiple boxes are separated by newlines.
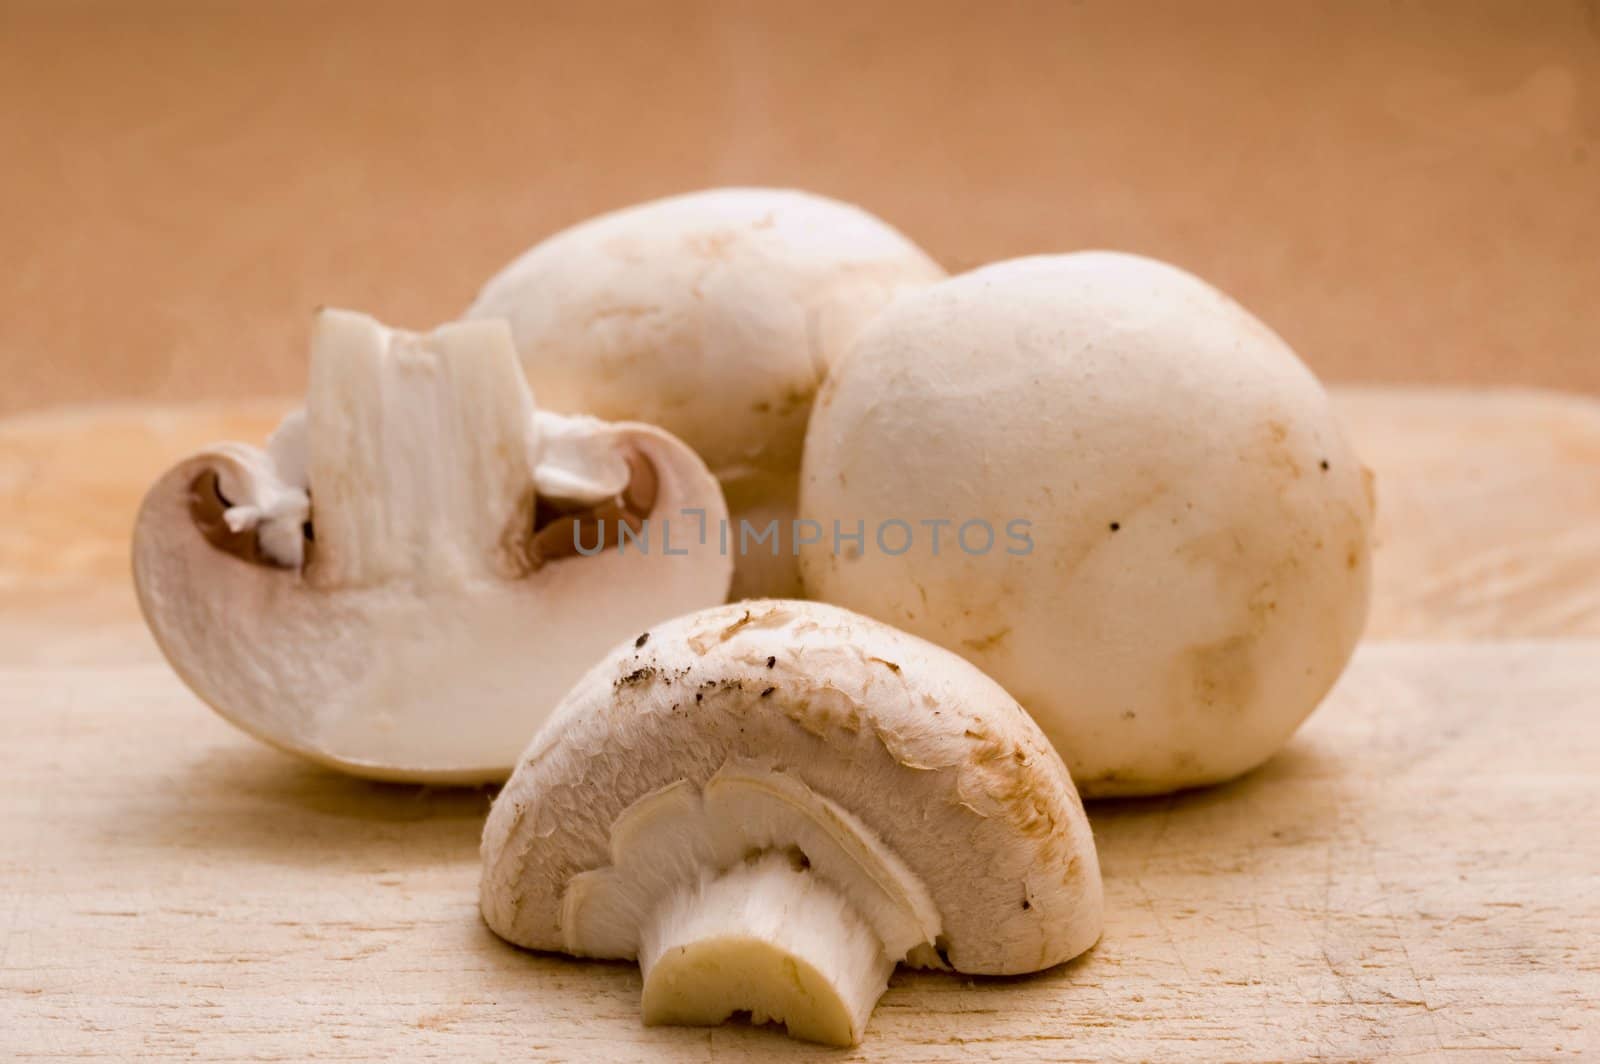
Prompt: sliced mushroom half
<box><xmin>481</xmin><ymin>599</ymin><xmax>1103</xmax><ymax>1046</ymax></box>
<box><xmin>132</xmin><ymin>309</ymin><xmax>732</xmax><ymax>782</ymax></box>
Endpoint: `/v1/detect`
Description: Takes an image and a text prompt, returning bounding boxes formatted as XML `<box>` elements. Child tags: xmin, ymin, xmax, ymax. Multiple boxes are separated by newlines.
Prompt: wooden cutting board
<box><xmin>2</xmin><ymin>388</ymin><xmax>1597</xmax><ymax>1061</ymax></box>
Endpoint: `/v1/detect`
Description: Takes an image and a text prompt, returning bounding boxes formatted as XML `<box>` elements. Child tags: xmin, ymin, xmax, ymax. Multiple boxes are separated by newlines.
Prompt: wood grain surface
<box><xmin>1</xmin><ymin>642</ymin><xmax>1595</xmax><ymax>1061</ymax></box>
<box><xmin>2</xmin><ymin>390</ymin><xmax>1598</xmax><ymax>1060</ymax></box>
<box><xmin>3</xmin><ymin>0</ymin><xmax>1598</xmax><ymax>417</ymax></box>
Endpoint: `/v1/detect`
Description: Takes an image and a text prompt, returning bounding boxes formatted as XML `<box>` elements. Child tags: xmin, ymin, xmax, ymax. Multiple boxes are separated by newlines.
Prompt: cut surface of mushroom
<box><xmin>640</xmin><ymin>851</ymin><xmax>892</xmax><ymax>1046</ymax></box>
<box><xmin>560</xmin><ymin>763</ymin><xmax>941</xmax><ymax>964</ymax></box>
<box><xmin>465</xmin><ymin>187</ymin><xmax>946</xmax><ymax>598</ymax></box>
<box><xmin>480</xmin><ymin>600</ymin><xmax>1103</xmax><ymax>1046</ymax></box>
<box><xmin>132</xmin><ymin>309</ymin><xmax>732</xmax><ymax>782</ymax></box>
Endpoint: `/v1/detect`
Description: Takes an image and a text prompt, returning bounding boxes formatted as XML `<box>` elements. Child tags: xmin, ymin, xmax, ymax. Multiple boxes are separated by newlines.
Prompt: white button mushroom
<box><xmin>799</xmin><ymin>253</ymin><xmax>1376</xmax><ymax>797</ymax></box>
<box><xmin>132</xmin><ymin>309</ymin><xmax>732</xmax><ymax>783</ymax></box>
<box><xmin>480</xmin><ymin>600</ymin><xmax>1103</xmax><ymax>1046</ymax></box>
<box><xmin>465</xmin><ymin>188</ymin><xmax>946</xmax><ymax>599</ymax></box>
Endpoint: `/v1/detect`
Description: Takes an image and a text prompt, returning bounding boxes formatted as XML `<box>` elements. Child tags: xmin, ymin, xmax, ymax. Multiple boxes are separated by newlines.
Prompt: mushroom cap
<box><xmin>465</xmin><ymin>188</ymin><xmax>946</xmax><ymax>597</ymax></box>
<box><xmin>480</xmin><ymin>599</ymin><xmax>1103</xmax><ymax>975</ymax></box>
<box><xmin>132</xmin><ymin>311</ymin><xmax>733</xmax><ymax>783</ymax></box>
<box><xmin>799</xmin><ymin>253</ymin><xmax>1375</xmax><ymax>796</ymax></box>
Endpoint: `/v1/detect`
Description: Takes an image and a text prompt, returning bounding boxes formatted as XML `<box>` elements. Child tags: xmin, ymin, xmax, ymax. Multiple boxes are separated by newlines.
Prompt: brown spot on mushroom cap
<box><xmin>617</xmin><ymin>666</ymin><xmax>658</xmax><ymax>688</ymax></box>
<box><xmin>960</xmin><ymin>627</ymin><xmax>1012</xmax><ymax>653</ymax></box>
<box><xmin>686</xmin><ymin>229</ymin><xmax>738</xmax><ymax>261</ymax></box>
<box><xmin>777</xmin><ymin>383</ymin><xmax>816</xmax><ymax>416</ymax></box>
<box><xmin>1256</xmin><ymin>417</ymin><xmax>1304</xmax><ymax>481</ymax></box>
<box><xmin>716</xmin><ymin>609</ymin><xmax>758</xmax><ymax>643</ymax></box>
<box><xmin>1183</xmin><ymin>633</ymin><xmax>1258</xmax><ymax>712</ymax></box>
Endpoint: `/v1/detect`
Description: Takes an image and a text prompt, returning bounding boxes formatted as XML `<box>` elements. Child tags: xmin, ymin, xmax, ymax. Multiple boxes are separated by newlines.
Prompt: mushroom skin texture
<box><xmin>480</xmin><ymin>599</ymin><xmax>1103</xmax><ymax>1046</ymax></box>
<box><xmin>132</xmin><ymin>309</ymin><xmax>732</xmax><ymax>783</ymax></box>
<box><xmin>465</xmin><ymin>187</ymin><xmax>946</xmax><ymax>599</ymax></box>
<box><xmin>799</xmin><ymin>252</ymin><xmax>1376</xmax><ymax>797</ymax></box>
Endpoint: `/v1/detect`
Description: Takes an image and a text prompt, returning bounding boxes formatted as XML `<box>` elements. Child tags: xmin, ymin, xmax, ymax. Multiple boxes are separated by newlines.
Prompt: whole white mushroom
<box><xmin>799</xmin><ymin>252</ymin><xmax>1375</xmax><ymax>797</ymax></box>
<box><xmin>466</xmin><ymin>187</ymin><xmax>945</xmax><ymax>598</ymax></box>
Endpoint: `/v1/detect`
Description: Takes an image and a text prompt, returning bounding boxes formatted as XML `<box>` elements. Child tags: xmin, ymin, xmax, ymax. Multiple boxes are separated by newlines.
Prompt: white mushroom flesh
<box><xmin>640</xmin><ymin>851</ymin><xmax>893</xmax><ymax>1046</ymax></box>
<box><xmin>303</xmin><ymin>309</ymin><xmax>541</xmax><ymax>588</ymax></box>
<box><xmin>561</xmin><ymin>760</ymin><xmax>941</xmax><ymax>971</ymax></box>
<box><xmin>132</xmin><ymin>309</ymin><xmax>732</xmax><ymax>782</ymax></box>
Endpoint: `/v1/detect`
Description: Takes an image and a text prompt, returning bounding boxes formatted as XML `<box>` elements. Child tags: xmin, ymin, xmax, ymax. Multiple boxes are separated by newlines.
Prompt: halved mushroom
<box><xmin>480</xmin><ymin>599</ymin><xmax>1103</xmax><ymax>1046</ymax></box>
<box><xmin>132</xmin><ymin>309</ymin><xmax>732</xmax><ymax>783</ymax></box>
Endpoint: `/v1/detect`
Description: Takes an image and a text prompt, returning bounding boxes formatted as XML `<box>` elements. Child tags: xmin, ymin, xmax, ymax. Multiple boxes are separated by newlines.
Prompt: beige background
<box><xmin>2</xmin><ymin>0</ymin><xmax>1597</xmax><ymax>416</ymax></box>
<box><xmin>5</xmin><ymin>5</ymin><xmax>1600</xmax><ymax>1053</ymax></box>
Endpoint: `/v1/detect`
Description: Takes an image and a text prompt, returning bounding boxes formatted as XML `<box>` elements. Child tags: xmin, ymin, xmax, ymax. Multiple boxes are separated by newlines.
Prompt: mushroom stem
<box><xmin>304</xmin><ymin>310</ymin><xmax>537</xmax><ymax>589</ymax></box>
<box><xmin>638</xmin><ymin>852</ymin><xmax>894</xmax><ymax>1047</ymax></box>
